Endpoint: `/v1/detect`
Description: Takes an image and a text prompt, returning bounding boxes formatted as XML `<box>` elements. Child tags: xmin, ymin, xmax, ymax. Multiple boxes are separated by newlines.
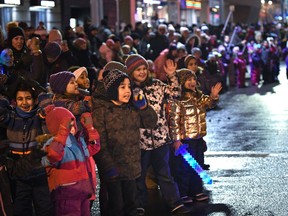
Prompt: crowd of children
<box><xmin>0</xmin><ymin>20</ymin><xmax>287</xmax><ymax>216</ymax></box>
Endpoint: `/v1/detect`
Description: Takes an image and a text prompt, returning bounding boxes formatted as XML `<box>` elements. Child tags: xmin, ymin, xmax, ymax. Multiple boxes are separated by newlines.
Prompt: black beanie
<box><xmin>103</xmin><ymin>69</ymin><xmax>129</xmax><ymax>101</ymax></box>
<box><xmin>7</xmin><ymin>27</ymin><xmax>25</xmax><ymax>47</ymax></box>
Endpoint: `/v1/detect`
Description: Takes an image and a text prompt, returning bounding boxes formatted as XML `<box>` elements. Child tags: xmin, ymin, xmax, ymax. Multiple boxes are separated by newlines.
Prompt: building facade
<box><xmin>0</xmin><ymin>0</ymin><xmax>286</xmax><ymax>35</ymax></box>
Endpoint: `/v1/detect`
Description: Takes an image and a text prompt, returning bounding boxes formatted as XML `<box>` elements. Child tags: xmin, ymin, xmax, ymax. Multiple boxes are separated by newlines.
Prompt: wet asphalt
<box><xmin>91</xmin><ymin>62</ymin><xmax>288</xmax><ymax>216</ymax></box>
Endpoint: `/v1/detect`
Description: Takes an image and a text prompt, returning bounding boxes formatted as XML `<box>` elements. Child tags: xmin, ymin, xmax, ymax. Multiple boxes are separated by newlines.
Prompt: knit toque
<box><xmin>176</xmin><ymin>68</ymin><xmax>197</xmax><ymax>86</ymax></box>
<box><xmin>125</xmin><ymin>54</ymin><xmax>148</xmax><ymax>76</ymax></box>
<box><xmin>103</xmin><ymin>69</ymin><xmax>130</xmax><ymax>101</ymax></box>
<box><xmin>73</xmin><ymin>67</ymin><xmax>88</xmax><ymax>80</ymax></box>
<box><xmin>7</xmin><ymin>27</ymin><xmax>25</xmax><ymax>47</ymax></box>
<box><xmin>49</xmin><ymin>71</ymin><xmax>75</xmax><ymax>94</ymax></box>
<box><xmin>103</xmin><ymin>61</ymin><xmax>127</xmax><ymax>74</ymax></box>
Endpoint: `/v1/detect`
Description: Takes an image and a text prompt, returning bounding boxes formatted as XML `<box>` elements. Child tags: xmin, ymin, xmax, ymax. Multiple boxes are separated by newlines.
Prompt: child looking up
<box><xmin>168</xmin><ymin>69</ymin><xmax>222</xmax><ymax>202</ymax></box>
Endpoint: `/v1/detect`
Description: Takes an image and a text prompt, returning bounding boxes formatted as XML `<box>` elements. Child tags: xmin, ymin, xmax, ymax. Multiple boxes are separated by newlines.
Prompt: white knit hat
<box><xmin>73</xmin><ymin>67</ymin><xmax>88</xmax><ymax>80</ymax></box>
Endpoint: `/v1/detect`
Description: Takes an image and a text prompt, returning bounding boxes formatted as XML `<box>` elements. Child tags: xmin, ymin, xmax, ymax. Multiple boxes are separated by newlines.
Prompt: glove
<box><xmin>54</xmin><ymin>116</ymin><xmax>73</xmax><ymax>144</ymax></box>
<box><xmin>80</xmin><ymin>112</ymin><xmax>100</xmax><ymax>142</ymax></box>
<box><xmin>133</xmin><ymin>94</ymin><xmax>147</xmax><ymax>110</ymax></box>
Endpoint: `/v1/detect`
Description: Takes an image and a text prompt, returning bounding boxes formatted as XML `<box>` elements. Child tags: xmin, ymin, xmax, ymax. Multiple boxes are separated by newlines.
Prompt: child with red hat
<box><xmin>42</xmin><ymin>105</ymin><xmax>100</xmax><ymax>216</ymax></box>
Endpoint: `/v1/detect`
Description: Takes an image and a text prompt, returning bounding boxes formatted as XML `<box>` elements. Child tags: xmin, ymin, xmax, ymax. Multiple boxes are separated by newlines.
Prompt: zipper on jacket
<box><xmin>22</xmin><ymin>122</ymin><xmax>27</xmax><ymax>154</ymax></box>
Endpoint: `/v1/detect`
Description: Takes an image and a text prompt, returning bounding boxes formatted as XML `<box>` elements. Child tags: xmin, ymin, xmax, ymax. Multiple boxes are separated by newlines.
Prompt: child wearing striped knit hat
<box><xmin>124</xmin><ymin>54</ymin><xmax>192</xmax><ymax>215</ymax></box>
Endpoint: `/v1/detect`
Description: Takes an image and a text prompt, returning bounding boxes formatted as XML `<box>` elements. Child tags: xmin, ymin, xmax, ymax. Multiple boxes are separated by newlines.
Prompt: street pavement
<box><xmin>92</xmin><ymin>63</ymin><xmax>288</xmax><ymax>216</ymax></box>
<box><xmin>203</xmin><ymin>63</ymin><xmax>288</xmax><ymax>216</ymax></box>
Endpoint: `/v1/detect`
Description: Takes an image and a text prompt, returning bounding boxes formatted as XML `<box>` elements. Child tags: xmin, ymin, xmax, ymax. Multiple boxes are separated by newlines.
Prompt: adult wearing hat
<box><xmin>6</xmin><ymin>26</ymin><xmax>45</xmax><ymax>87</ymax></box>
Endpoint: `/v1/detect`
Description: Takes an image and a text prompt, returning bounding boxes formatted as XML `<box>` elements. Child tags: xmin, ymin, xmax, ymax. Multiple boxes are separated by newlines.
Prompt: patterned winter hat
<box><xmin>49</xmin><ymin>71</ymin><xmax>75</xmax><ymax>94</ymax></box>
<box><xmin>176</xmin><ymin>68</ymin><xmax>197</xmax><ymax>86</ymax></box>
<box><xmin>103</xmin><ymin>61</ymin><xmax>127</xmax><ymax>74</ymax></box>
<box><xmin>125</xmin><ymin>54</ymin><xmax>148</xmax><ymax>76</ymax></box>
<box><xmin>45</xmin><ymin>104</ymin><xmax>77</xmax><ymax>136</ymax></box>
<box><xmin>103</xmin><ymin>69</ymin><xmax>130</xmax><ymax>101</ymax></box>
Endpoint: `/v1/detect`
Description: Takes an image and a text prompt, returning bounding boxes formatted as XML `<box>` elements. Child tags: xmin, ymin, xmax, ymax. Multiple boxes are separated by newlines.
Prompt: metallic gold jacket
<box><xmin>168</xmin><ymin>91</ymin><xmax>218</xmax><ymax>141</ymax></box>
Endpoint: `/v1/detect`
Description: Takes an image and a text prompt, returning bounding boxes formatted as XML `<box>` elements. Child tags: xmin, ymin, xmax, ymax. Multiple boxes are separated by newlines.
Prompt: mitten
<box><xmin>80</xmin><ymin>112</ymin><xmax>100</xmax><ymax>142</ymax></box>
<box><xmin>54</xmin><ymin>116</ymin><xmax>73</xmax><ymax>144</ymax></box>
<box><xmin>133</xmin><ymin>88</ymin><xmax>147</xmax><ymax>110</ymax></box>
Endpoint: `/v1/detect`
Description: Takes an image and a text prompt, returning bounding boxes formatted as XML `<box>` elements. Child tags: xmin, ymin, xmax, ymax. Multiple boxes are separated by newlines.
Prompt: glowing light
<box><xmin>175</xmin><ymin>144</ymin><xmax>213</xmax><ymax>185</ymax></box>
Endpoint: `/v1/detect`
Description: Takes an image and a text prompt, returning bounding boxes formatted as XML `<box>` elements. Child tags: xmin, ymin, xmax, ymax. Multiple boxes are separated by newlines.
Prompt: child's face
<box><xmin>132</xmin><ymin>65</ymin><xmax>148</xmax><ymax>85</ymax></box>
<box><xmin>66</xmin><ymin>77</ymin><xmax>80</xmax><ymax>95</ymax></box>
<box><xmin>193</xmin><ymin>52</ymin><xmax>201</xmax><ymax>59</ymax></box>
<box><xmin>187</xmin><ymin>59</ymin><xmax>198</xmax><ymax>72</ymax></box>
<box><xmin>70</xmin><ymin>120</ymin><xmax>76</xmax><ymax>135</ymax></box>
<box><xmin>184</xmin><ymin>76</ymin><xmax>197</xmax><ymax>91</ymax></box>
<box><xmin>16</xmin><ymin>91</ymin><xmax>35</xmax><ymax>112</ymax></box>
<box><xmin>116</xmin><ymin>78</ymin><xmax>131</xmax><ymax>105</ymax></box>
<box><xmin>76</xmin><ymin>72</ymin><xmax>90</xmax><ymax>89</ymax></box>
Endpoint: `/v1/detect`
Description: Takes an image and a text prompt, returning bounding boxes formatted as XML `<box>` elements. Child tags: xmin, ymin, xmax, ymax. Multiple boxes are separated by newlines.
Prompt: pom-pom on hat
<box><xmin>45</xmin><ymin>104</ymin><xmax>76</xmax><ymax>136</ymax></box>
<box><xmin>44</xmin><ymin>41</ymin><xmax>62</xmax><ymax>59</ymax></box>
<box><xmin>125</xmin><ymin>54</ymin><xmax>148</xmax><ymax>76</ymax></box>
<box><xmin>73</xmin><ymin>67</ymin><xmax>88</xmax><ymax>80</ymax></box>
<box><xmin>49</xmin><ymin>71</ymin><xmax>75</xmax><ymax>94</ymax></box>
<box><xmin>103</xmin><ymin>69</ymin><xmax>130</xmax><ymax>101</ymax></box>
<box><xmin>103</xmin><ymin>61</ymin><xmax>127</xmax><ymax>74</ymax></box>
<box><xmin>176</xmin><ymin>68</ymin><xmax>197</xmax><ymax>86</ymax></box>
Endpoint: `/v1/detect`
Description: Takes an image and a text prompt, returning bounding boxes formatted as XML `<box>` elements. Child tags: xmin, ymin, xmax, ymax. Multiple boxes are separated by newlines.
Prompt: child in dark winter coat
<box><xmin>41</xmin><ymin>105</ymin><xmax>100</xmax><ymax>216</ymax></box>
<box><xmin>125</xmin><ymin>54</ymin><xmax>191</xmax><ymax>215</ymax></box>
<box><xmin>0</xmin><ymin>78</ymin><xmax>53</xmax><ymax>216</ymax></box>
<box><xmin>168</xmin><ymin>69</ymin><xmax>222</xmax><ymax>202</ymax></box>
<box><xmin>92</xmin><ymin>69</ymin><xmax>157</xmax><ymax>216</ymax></box>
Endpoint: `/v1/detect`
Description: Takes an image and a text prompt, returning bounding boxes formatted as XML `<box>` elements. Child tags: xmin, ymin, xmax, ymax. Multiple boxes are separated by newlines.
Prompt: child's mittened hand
<box><xmin>80</xmin><ymin>112</ymin><xmax>93</xmax><ymax>128</ymax></box>
<box><xmin>54</xmin><ymin>117</ymin><xmax>73</xmax><ymax>144</ymax></box>
<box><xmin>133</xmin><ymin>94</ymin><xmax>147</xmax><ymax>110</ymax></box>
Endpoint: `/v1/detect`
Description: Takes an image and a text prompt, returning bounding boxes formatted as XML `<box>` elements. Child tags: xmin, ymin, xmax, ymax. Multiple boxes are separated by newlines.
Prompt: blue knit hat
<box><xmin>49</xmin><ymin>71</ymin><xmax>75</xmax><ymax>94</ymax></box>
